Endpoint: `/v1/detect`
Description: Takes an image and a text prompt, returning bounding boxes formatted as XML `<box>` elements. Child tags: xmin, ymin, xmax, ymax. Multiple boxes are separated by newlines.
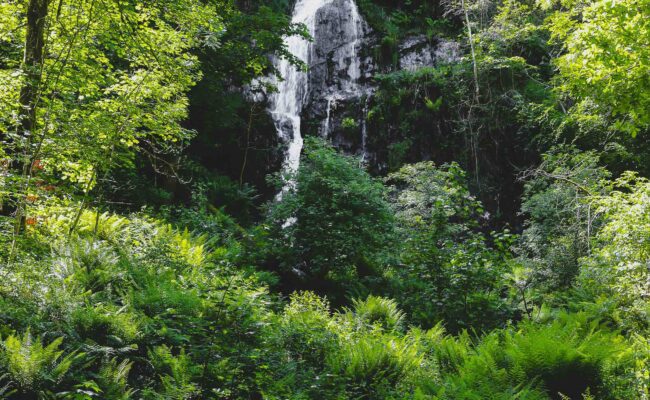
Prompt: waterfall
<box><xmin>268</xmin><ymin>0</ymin><xmax>333</xmax><ymax>195</ymax></box>
<box><xmin>269</xmin><ymin>0</ymin><xmax>365</xmax><ymax>194</ymax></box>
<box><xmin>339</xmin><ymin>0</ymin><xmax>363</xmax><ymax>89</ymax></box>
<box><xmin>323</xmin><ymin>96</ymin><xmax>334</xmax><ymax>137</ymax></box>
<box><xmin>360</xmin><ymin>95</ymin><xmax>370</xmax><ymax>161</ymax></box>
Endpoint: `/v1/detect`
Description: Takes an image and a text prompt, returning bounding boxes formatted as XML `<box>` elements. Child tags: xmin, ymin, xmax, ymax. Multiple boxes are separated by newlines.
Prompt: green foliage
<box><xmin>71</xmin><ymin>305</ymin><xmax>141</xmax><ymax>346</ymax></box>
<box><xmin>517</xmin><ymin>147</ymin><xmax>611</xmax><ymax>293</ymax></box>
<box><xmin>366</xmin><ymin>53</ymin><xmax>544</xmax><ymax>222</ymax></box>
<box><xmin>368</xmin><ymin>67</ymin><xmax>453</xmax><ymax>173</ymax></box>
<box><xmin>547</xmin><ymin>0</ymin><xmax>650</xmax><ymax>136</ymax></box>
<box><xmin>0</xmin><ymin>203</ymin><xmax>644</xmax><ymax>398</ymax></box>
<box><xmin>0</xmin><ymin>331</ymin><xmax>82</xmax><ymax>397</ymax></box>
<box><xmin>1</xmin><ymin>0</ymin><xmax>649</xmax><ymax>398</ymax></box>
<box><xmin>384</xmin><ymin>162</ymin><xmax>514</xmax><ymax>331</ymax></box>
<box><xmin>357</xmin><ymin>0</ymin><xmax>455</xmax><ymax>68</ymax></box>
<box><xmin>265</xmin><ymin>138</ymin><xmax>394</xmax><ymax>300</ymax></box>
<box><xmin>95</xmin><ymin>358</ymin><xmax>134</xmax><ymax>400</ymax></box>
<box><xmin>1</xmin><ymin>0</ymin><xmax>224</xmax><ymax>202</ymax></box>
<box><xmin>341</xmin><ymin>117</ymin><xmax>359</xmax><ymax>130</ymax></box>
<box><xmin>0</xmin><ymin>0</ymin><xmax>305</xmax><ymax>235</ymax></box>
<box><xmin>146</xmin><ymin>346</ymin><xmax>201</xmax><ymax>399</ymax></box>
<box><xmin>443</xmin><ymin>313</ymin><xmax>634</xmax><ymax>399</ymax></box>
<box><xmin>329</xmin><ymin>334</ymin><xmax>422</xmax><ymax>399</ymax></box>
<box><xmin>0</xmin><ymin>207</ymin><xmax>278</xmax><ymax>398</ymax></box>
<box><xmin>352</xmin><ymin>296</ymin><xmax>405</xmax><ymax>332</ymax></box>
<box><xmin>279</xmin><ymin>292</ymin><xmax>338</xmax><ymax>363</ymax></box>
<box><xmin>578</xmin><ymin>173</ymin><xmax>650</xmax><ymax>333</ymax></box>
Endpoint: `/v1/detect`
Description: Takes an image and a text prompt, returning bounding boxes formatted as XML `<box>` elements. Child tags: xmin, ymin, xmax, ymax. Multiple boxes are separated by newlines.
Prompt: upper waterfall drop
<box><xmin>268</xmin><ymin>0</ymin><xmax>366</xmax><ymax>193</ymax></box>
<box><xmin>268</xmin><ymin>0</ymin><xmax>330</xmax><ymax>186</ymax></box>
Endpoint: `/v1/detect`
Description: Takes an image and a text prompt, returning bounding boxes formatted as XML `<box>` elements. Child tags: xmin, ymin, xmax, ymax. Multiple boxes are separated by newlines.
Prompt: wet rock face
<box><xmin>398</xmin><ymin>35</ymin><xmax>461</xmax><ymax>71</ymax></box>
<box><xmin>301</xmin><ymin>2</ymin><xmax>462</xmax><ymax>161</ymax></box>
<box><xmin>434</xmin><ymin>39</ymin><xmax>462</xmax><ymax>64</ymax></box>
<box><xmin>399</xmin><ymin>35</ymin><xmax>436</xmax><ymax>71</ymax></box>
<box><xmin>310</xmin><ymin>0</ymin><xmax>372</xmax><ymax>92</ymax></box>
<box><xmin>267</xmin><ymin>0</ymin><xmax>462</xmax><ymax>165</ymax></box>
<box><xmin>303</xmin><ymin>0</ymin><xmax>372</xmax><ymax>154</ymax></box>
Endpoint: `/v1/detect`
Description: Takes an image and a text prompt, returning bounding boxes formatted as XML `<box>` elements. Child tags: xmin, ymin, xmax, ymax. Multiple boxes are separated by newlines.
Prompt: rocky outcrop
<box><xmin>266</xmin><ymin>0</ymin><xmax>461</xmax><ymax>170</ymax></box>
<box><xmin>398</xmin><ymin>35</ymin><xmax>461</xmax><ymax>71</ymax></box>
<box><xmin>301</xmin><ymin>4</ymin><xmax>460</xmax><ymax>163</ymax></box>
<box><xmin>303</xmin><ymin>0</ymin><xmax>372</xmax><ymax>154</ymax></box>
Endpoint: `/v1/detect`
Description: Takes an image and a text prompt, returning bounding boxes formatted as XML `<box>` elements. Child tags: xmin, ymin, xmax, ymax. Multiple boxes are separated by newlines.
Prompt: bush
<box><xmin>444</xmin><ymin>313</ymin><xmax>635</xmax><ymax>400</ymax></box>
<box><xmin>352</xmin><ymin>295</ymin><xmax>405</xmax><ymax>332</ymax></box>
<box><xmin>329</xmin><ymin>335</ymin><xmax>421</xmax><ymax>399</ymax></box>
<box><xmin>517</xmin><ymin>147</ymin><xmax>611</xmax><ymax>293</ymax></box>
<box><xmin>384</xmin><ymin>162</ymin><xmax>514</xmax><ymax>331</ymax></box>
<box><xmin>577</xmin><ymin>172</ymin><xmax>650</xmax><ymax>334</ymax></box>
<box><xmin>265</xmin><ymin>138</ymin><xmax>394</xmax><ymax>301</ymax></box>
<box><xmin>71</xmin><ymin>305</ymin><xmax>141</xmax><ymax>345</ymax></box>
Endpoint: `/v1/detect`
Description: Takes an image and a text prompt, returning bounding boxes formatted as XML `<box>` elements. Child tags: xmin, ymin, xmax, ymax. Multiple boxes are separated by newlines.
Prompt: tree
<box><xmin>517</xmin><ymin>146</ymin><xmax>610</xmax><ymax>293</ymax></box>
<box><xmin>265</xmin><ymin>138</ymin><xmax>394</xmax><ymax>300</ymax></box>
<box><xmin>579</xmin><ymin>172</ymin><xmax>650</xmax><ymax>334</ymax></box>
<box><xmin>547</xmin><ymin>0</ymin><xmax>650</xmax><ymax>136</ymax></box>
<box><xmin>385</xmin><ymin>162</ymin><xmax>513</xmax><ymax>331</ymax></box>
<box><xmin>0</xmin><ymin>0</ymin><xmax>225</xmax><ymax>233</ymax></box>
<box><xmin>2</xmin><ymin>0</ymin><xmax>49</xmax><ymax>232</ymax></box>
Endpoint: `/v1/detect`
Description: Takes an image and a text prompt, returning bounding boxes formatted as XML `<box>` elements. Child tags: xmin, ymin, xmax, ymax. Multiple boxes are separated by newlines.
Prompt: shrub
<box><xmin>578</xmin><ymin>172</ymin><xmax>650</xmax><ymax>333</ymax></box>
<box><xmin>444</xmin><ymin>313</ymin><xmax>634</xmax><ymax>399</ymax></box>
<box><xmin>517</xmin><ymin>147</ymin><xmax>610</xmax><ymax>293</ymax></box>
<box><xmin>278</xmin><ymin>292</ymin><xmax>338</xmax><ymax>364</ymax></box>
<box><xmin>71</xmin><ymin>305</ymin><xmax>141</xmax><ymax>345</ymax></box>
<box><xmin>352</xmin><ymin>295</ymin><xmax>405</xmax><ymax>332</ymax></box>
<box><xmin>265</xmin><ymin>138</ymin><xmax>394</xmax><ymax>300</ymax></box>
<box><xmin>96</xmin><ymin>358</ymin><xmax>135</xmax><ymax>399</ymax></box>
<box><xmin>328</xmin><ymin>335</ymin><xmax>421</xmax><ymax>399</ymax></box>
<box><xmin>385</xmin><ymin>162</ymin><xmax>513</xmax><ymax>331</ymax></box>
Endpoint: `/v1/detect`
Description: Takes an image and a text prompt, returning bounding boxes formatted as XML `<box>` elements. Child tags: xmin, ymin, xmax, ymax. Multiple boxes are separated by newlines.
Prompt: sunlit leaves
<box><xmin>580</xmin><ymin>172</ymin><xmax>650</xmax><ymax>332</ymax></box>
<box><xmin>0</xmin><ymin>0</ymin><xmax>225</xmax><ymax>194</ymax></box>
<box><xmin>549</xmin><ymin>0</ymin><xmax>650</xmax><ymax>136</ymax></box>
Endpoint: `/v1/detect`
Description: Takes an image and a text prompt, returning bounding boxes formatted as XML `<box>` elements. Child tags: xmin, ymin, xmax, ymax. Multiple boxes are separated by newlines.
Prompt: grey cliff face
<box><xmin>265</xmin><ymin>0</ymin><xmax>460</xmax><ymax>169</ymax></box>
<box><xmin>305</xmin><ymin>0</ymin><xmax>371</xmax><ymax>152</ymax></box>
<box><xmin>398</xmin><ymin>35</ymin><xmax>461</xmax><ymax>71</ymax></box>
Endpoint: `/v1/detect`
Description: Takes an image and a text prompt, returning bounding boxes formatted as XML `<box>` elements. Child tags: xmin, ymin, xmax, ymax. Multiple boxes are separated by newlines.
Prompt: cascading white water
<box><xmin>268</xmin><ymin>0</ymin><xmax>333</xmax><ymax>194</ymax></box>
<box><xmin>323</xmin><ymin>96</ymin><xmax>334</xmax><ymax>137</ymax></box>
<box><xmin>360</xmin><ymin>95</ymin><xmax>370</xmax><ymax>161</ymax></box>
<box><xmin>269</xmin><ymin>0</ymin><xmax>365</xmax><ymax>187</ymax></box>
<box><xmin>339</xmin><ymin>1</ymin><xmax>362</xmax><ymax>87</ymax></box>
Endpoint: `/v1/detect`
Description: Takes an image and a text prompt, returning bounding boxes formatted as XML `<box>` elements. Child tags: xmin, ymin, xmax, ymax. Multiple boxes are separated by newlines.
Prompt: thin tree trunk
<box><xmin>20</xmin><ymin>0</ymin><xmax>49</xmax><ymax>131</ymax></box>
<box><xmin>11</xmin><ymin>0</ymin><xmax>50</xmax><ymax>234</ymax></box>
<box><xmin>460</xmin><ymin>0</ymin><xmax>481</xmax><ymax>189</ymax></box>
<box><xmin>520</xmin><ymin>287</ymin><xmax>532</xmax><ymax>319</ymax></box>
<box><xmin>239</xmin><ymin>104</ymin><xmax>256</xmax><ymax>188</ymax></box>
<box><xmin>461</xmin><ymin>0</ymin><xmax>479</xmax><ymax>100</ymax></box>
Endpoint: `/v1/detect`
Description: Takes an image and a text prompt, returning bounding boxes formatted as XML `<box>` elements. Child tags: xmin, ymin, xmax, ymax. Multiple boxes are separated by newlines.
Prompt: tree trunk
<box><xmin>8</xmin><ymin>0</ymin><xmax>50</xmax><ymax>231</ymax></box>
<box><xmin>20</xmin><ymin>0</ymin><xmax>49</xmax><ymax>135</ymax></box>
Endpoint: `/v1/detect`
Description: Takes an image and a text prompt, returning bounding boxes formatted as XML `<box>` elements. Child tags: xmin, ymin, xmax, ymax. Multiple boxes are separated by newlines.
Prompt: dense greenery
<box><xmin>0</xmin><ymin>0</ymin><xmax>648</xmax><ymax>398</ymax></box>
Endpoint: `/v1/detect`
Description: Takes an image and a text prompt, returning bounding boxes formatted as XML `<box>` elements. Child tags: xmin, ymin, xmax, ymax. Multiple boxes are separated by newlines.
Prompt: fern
<box><xmin>96</xmin><ymin>358</ymin><xmax>134</xmax><ymax>399</ymax></box>
<box><xmin>147</xmin><ymin>345</ymin><xmax>201</xmax><ymax>398</ymax></box>
<box><xmin>0</xmin><ymin>373</ymin><xmax>16</xmax><ymax>398</ymax></box>
<box><xmin>352</xmin><ymin>295</ymin><xmax>406</xmax><ymax>332</ymax></box>
<box><xmin>329</xmin><ymin>334</ymin><xmax>422</xmax><ymax>397</ymax></box>
<box><xmin>51</xmin><ymin>238</ymin><xmax>126</xmax><ymax>294</ymax></box>
<box><xmin>0</xmin><ymin>331</ymin><xmax>83</xmax><ymax>395</ymax></box>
